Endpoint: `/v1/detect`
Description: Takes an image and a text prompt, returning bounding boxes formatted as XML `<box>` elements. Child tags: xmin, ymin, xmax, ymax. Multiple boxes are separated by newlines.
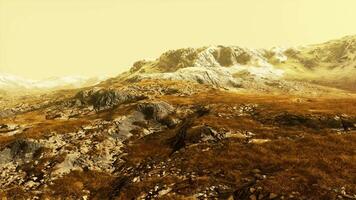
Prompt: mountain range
<box><xmin>0</xmin><ymin>73</ymin><xmax>109</xmax><ymax>92</ymax></box>
<box><xmin>1</xmin><ymin>35</ymin><xmax>356</xmax><ymax>94</ymax></box>
<box><xmin>114</xmin><ymin>35</ymin><xmax>356</xmax><ymax>93</ymax></box>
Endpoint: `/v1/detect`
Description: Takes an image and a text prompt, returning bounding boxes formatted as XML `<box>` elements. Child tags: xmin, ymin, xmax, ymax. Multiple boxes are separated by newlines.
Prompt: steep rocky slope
<box><xmin>277</xmin><ymin>35</ymin><xmax>356</xmax><ymax>91</ymax></box>
<box><xmin>114</xmin><ymin>35</ymin><xmax>356</xmax><ymax>94</ymax></box>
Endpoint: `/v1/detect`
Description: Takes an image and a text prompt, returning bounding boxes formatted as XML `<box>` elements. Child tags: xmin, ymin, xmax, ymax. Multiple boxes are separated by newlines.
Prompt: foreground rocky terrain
<box><xmin>1</xmin><ymin>36</ymin><xmax>356</xmax><ymax>199</ymax></box>
<box><xmin>0</xmin><ymin>79</ymin><xmax>355</xmax><ymax>200</ymax></box>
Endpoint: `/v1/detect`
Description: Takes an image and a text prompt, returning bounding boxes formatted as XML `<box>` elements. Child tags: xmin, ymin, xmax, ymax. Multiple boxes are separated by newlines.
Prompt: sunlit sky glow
<box><xmin>1</xmin><ymin>0</ymin><xmax>356</xmax><ymax>79</ymax></box>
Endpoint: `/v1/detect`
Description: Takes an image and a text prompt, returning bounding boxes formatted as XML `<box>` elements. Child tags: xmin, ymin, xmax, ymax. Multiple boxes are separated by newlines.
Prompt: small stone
<box><xmin>269</xmin><ymin>193</ymin><xmax>278</xmax><ymax>199</ymax></box>
<box><xmin>250</xmin><ymin>187</ymin><xmax>256</xmax><ymax>193</ymax></box>
<box><xmin>197</xmin><ymin>192</ymin><xmax>204</xmax><ymax>197</ymax></box>
<box><xmin>73</xmin><ymin>181</ymin><xmax>84</xmax><ymax>190</ymax></box>
<box><xmin>249</xmin><ymin>194</ymin><xmax>257</xmax><ymax>200</ymax></box>
<box><xmin>255</xmin><ymin>174</ymin><xmax>264</xmax><ymax>180</ymax></box>
<box><xmin>24</xmin><ymin>180</ymin><xmax>38</xmax><ymax>188</ymax></box>
<box><xmin>158</xmin><ymin>188</ymin><xmax>171</xmax><ymax>197</ymax></box>
<box><xmin>249</xmin><ymin>139</ymin><xmax>271</xmax><ymax>144</ymax></box>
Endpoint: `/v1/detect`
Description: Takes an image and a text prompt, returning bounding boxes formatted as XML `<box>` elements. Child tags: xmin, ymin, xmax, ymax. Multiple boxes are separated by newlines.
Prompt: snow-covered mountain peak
<box><xmin>116</xmin><ymin>35</ymin><xmax>356</xmax><ymax>92</ymax></box>
<box><xmin>0</xmin><ymin>73</ymin><xmax>109</xmax><ymax>92</ymax></box>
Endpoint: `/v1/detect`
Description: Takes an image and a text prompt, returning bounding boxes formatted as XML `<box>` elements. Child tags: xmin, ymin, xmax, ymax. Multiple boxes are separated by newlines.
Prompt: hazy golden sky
<box><xmin>1</xmin><ymin>0</ymin><xmax>356</xmax><ymax>79</ymax></box>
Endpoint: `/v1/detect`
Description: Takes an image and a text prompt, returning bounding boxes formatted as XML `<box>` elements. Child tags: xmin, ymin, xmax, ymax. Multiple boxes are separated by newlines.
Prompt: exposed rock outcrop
<box><xmin>75</xmin><ymin>88</ymin><xmax>146</xmax><ymax>111</ymax></box>
<box><xmin>110</xmin><ymin>36</ymin><xmax>356</xmax><ymax>93</ymax></box>
<box><xmin>137</xmin><ymin>101</ymin><xmax>175</xmax><ymax>122</ymax></box>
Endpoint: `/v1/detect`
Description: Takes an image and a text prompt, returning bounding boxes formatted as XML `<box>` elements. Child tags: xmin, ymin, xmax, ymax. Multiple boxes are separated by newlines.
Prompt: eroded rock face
<box><xmin>155</xmin><ymin>48</ymin><xmax>201</xmax><ymax>72</ymax></box>
<box><xmin>130</xmin><ymin>60</ymin><xmax>151</xmax><ymax>73</ymax></box>
<box><xmin>0</xmin><ymin>139</ymin><xmax>41</xmax><ymax>182</ymax></box>
<box><xmin>0</xmin><ymin>109</ymin><xmax>14</xmax><ymax>118</ymax></box>
<box><xmin>0</xmin><ymin>148</ymin><xmax>12</xmax><ymax>165</ymax></box>
<box><xmin>186</xmin><ymin>125</ymin><xmax>224</xmax><ymax>144</ymax></box>
<box><xmin>0</xmin><ymin>124</ymin><xmax>15</xmax><ymax>133</ymax></box>
<box><xmin>127</xmin><ymin>67</ymin><xmax>243</xmax><ymax>89</ymax></box>
<box><xmin>7</xmin><ymin>139</ymin><xmax>41</xmax><ymax>161</ymax></box>
<box><xmin>75</xmin><ymin>88</ymin><xmax>146</xmax><ymax>110</ymax></box>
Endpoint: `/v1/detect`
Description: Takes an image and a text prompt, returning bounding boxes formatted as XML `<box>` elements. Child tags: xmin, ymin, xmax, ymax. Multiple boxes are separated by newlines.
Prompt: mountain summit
<box><xmin>113</xmin><ymin>35</ymin><xmax>356</xmax><ymax>92</ymax></box>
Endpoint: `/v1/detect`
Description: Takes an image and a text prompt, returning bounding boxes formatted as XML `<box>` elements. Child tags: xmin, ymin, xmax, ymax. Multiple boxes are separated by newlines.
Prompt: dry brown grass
<box><xmin>48</xmin><ymin>170</ymin><xmax>116</xmax><ymax>200</ymax></box>
<box><xmin>0</xmin><ymin>117</ymin><xmax>90</xmax><ymax>147</ymax></box>
<box><xmin>161</xmin><ymin>90</ymin><xmax>356</xmax><ymax>115</ymax></box>
<box><xmin>1</xmin><ymin>83</ymin><xmax>355</xmax><ymax>199</ymax></box>
<box><xmin>118</xmin><ymin>90</ymin><xmax>356</xmax><ymax>199</ymax></box>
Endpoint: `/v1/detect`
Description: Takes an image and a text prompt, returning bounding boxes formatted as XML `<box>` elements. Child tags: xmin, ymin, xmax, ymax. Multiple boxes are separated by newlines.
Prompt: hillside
<box><xmin>113</xmin><ymin>35</ymin><xmax>356</xmax><ymax>93</ymax></box>
<box><xmin>0</xmin><ymin>36</ymin><xmax>356</xmax><ymax>200</ymax></box>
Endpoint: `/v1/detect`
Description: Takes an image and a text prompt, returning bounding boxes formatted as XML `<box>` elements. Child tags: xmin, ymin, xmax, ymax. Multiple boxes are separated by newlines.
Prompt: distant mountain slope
<box><xmin>0</xmin><ymin>73</ymin><xmax>108</xmax><ymax>92</ymax></box>
<box><xmin>277</xmin><ymin>35</ymin><xmax>356</xmax><ymax>90</ymax></box>
<box><xmin>2</xmin><ymin>35</ymin><xmax>355</xmax><ymax>94</ymax></box>
<box><xmin>114</xmin><ymin>35</ymin><xmax>356</xmax><ymax>93</ymax></box>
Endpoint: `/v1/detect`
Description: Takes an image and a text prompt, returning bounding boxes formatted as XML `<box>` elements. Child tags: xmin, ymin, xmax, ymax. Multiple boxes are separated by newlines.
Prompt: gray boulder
<box><xmin>0</xmin><ymin>139</ymin><xmax>41</xmax><ymax>164</ymax></box>
<box><xmin>137</xmin><ymin>101</ymin><xmax>175</xmax><ymax>122</ymax></box>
